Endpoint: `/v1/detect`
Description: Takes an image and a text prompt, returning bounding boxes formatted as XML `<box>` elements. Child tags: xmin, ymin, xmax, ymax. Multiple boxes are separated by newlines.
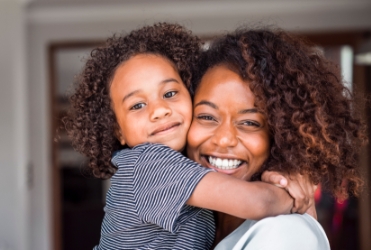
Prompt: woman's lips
<box><xmin>202</xmin><ymin>155</ymin><xmax>245</xmax><ymax>172</ymax></box>
<box><xmin>208</xmin><ymin>156</ymin><xmax>242</xmax><ymax>170</ymax></box>
<box><xmin>150</xmin><ymin>122</ymin><xmax>181</xmax><ymax>136</ymax></box>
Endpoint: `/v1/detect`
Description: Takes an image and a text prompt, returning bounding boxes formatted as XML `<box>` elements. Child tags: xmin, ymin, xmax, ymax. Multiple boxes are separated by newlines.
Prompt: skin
<box><xmin>110</xmin><ymin>54</ymin><xmax>293</xmax><ymax>220</ymax></box>
<box><xmin>187</xmin><ymin>65</ymin><xmax>270</xmax><ymax>180</ymax></box>
<box><xmin>110</xmin><ymin>54</ymin><xmax>193</xmax><ymax>151</ymax></box>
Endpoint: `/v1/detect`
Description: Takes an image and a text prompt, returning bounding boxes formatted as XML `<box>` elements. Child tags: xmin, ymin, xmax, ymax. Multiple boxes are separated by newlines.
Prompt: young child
<box><xmin>64</xmin><ymin>23</ymin><xmax>305</xmax><ymax>250</ymax></box>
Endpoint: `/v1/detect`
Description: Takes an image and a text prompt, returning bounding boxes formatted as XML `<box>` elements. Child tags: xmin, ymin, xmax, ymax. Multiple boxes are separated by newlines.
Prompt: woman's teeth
<box><xmin>208</xmin><ymin>156</ymin><xmax>242</xmax><ymax>170</ymax></box>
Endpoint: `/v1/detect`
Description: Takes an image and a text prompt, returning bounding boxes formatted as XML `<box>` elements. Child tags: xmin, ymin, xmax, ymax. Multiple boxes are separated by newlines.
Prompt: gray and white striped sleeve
<box><xmin>131</xmin><ymin>143</ymin><xmax>213</xmax><ymax>233</ymax></box>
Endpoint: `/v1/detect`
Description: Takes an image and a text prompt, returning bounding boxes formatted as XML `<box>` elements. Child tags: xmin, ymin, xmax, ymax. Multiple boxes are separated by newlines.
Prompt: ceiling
<box><xmin>25</xmin><ymin>0</ymin><xmax>371</xmax><ymax>35</ymax></box>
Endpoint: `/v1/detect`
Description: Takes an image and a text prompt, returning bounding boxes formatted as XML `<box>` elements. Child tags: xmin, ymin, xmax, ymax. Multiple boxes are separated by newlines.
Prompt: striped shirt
<box><xmin>94</xmin><ymin>143</ymin><xmax>215</xmax><ymax>250</ymax></box>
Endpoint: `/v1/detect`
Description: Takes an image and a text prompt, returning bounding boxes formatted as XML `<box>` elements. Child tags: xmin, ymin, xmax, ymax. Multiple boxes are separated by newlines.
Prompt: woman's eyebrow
<box><xmin>194</xmin><ymin>100</ymin><xmax>218</xmax><ymax>109</ymax></box>
<box><xmin>238</xmin><ymin>108</ymin><xmax>258</xmax><ymax>114</ymax></box>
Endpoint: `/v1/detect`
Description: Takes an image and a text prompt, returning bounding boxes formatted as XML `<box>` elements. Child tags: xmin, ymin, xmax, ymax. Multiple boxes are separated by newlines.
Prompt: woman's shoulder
<box><xmin>232</xmin><ymin>214</ymin><xmax>330</xmax><ymax>250</ymax></box>
<box><xmin>256</xmin><ymin>213</ymin><xmax>325</xmax><ymax>236</ymax></box>
<box><xmin>258</xmin><ymin>213</ymin><xmax>317</xmax><ymax>226</ymax></box>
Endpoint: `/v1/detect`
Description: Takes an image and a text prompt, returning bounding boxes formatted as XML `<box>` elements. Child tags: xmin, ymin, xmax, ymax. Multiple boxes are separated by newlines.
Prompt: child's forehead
<box><xmin>122</xmin><ymin>53</ymin><xmax>178</xmax><ymax>71</ymax></box>
<box><xmin>111</xmin><ymin>54</ymin><xmax>178</xmax><ymax>83</ymax></box>
<box><xmin>110</xmin><ymin>54</ymin><xmax>186</xmax><ymax>93</ymax></box>
<box><xmin>117</xmin><ymin>54</ymin><xmax>178</xmax><ymax>77</ymax></box>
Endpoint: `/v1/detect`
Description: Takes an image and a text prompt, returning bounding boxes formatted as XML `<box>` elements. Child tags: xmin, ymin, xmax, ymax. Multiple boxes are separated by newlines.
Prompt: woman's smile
<box><xmin>187</xmin><ymin>64</ymin><xmax>270</xmax><ymax>181</ymax></box>
<box><xmin>207</xmin><ymin>156</ymin><xmax>243</xmax><ymax>170</ymax></box>
<box><xmin>199</xmin><ymin>153</ymin><xmax>246</xmax><ymax>172</ymax></box>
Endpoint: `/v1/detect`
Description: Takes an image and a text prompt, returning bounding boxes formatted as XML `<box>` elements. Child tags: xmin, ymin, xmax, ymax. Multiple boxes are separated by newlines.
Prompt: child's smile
<box><xmin>150</xmin><ymin>121</ymin><xmax>182</xmax><ymax>136</ymax></box>
<box><xmin>110</xmin><ymin>53</ymin><xmax>193</xmax><ymax>151</ymax></box>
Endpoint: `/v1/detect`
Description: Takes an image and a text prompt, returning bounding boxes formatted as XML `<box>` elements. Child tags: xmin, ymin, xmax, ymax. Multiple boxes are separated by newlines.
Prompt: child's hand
<box><xmin>261</xmin><ymin>171</ymin><xmax>317</xmax><ymax>218</ymax></box>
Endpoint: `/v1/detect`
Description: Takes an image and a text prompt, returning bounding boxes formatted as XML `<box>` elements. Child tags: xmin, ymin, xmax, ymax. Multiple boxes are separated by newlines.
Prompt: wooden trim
<box><xmin>296</xmin><ymin>31</ymin><xmax>367</xmax><ymax>47</ymax></box>
<box><xmin>48</xmin><ymin>43</ymin><xmax>61</xmax><ymax>250</ymax></box>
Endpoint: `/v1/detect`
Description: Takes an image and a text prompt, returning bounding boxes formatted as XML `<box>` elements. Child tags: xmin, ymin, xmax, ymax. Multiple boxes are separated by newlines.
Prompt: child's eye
<box><xmin>130</xmin><ymin>103</ymin><xmax>146</xmax><ymax>110</ymax></box>
<box><xmin>197</xmin><ymin>115</ymin><xmax>215</xmax><ymax>121</ymax></box>
<box><xmin>164</xmin><ymin>91</ymin><xmax>177</xmax><ymax>98</ymax></box>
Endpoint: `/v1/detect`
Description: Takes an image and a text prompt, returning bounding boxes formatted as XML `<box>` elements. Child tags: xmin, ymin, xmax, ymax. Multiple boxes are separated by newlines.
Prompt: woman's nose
<box><xmin>211</xmin><ymin>122</ymin><xmax>238</xmax><ymax>148</ymax></box>
<box><xmin>149</xmin><ymin>101</ymin><xmax>172</xmax><ymax>121</ymax></box>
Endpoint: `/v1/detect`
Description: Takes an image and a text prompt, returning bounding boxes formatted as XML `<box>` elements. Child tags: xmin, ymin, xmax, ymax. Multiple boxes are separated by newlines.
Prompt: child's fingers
<box><xmin>262</xmin><ymin>171</ymin><xmax>317</xmax><ymax>215</ymax></box>
<box><xmin>285</xmin><ymin>176</ymin><xmax>310</xmax><ymax>214</ymax></box>
<box><xmin>261</xmin><ymin>171</ymin><xmax>288</xmax><ymax>188</ymax></box>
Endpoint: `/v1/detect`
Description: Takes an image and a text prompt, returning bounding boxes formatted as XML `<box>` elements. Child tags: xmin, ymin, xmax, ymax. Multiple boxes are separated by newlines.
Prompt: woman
<box><xmin>186</xmin><ymin>28</ymin><xmax>367</xmax><ymax>249</ymax></box>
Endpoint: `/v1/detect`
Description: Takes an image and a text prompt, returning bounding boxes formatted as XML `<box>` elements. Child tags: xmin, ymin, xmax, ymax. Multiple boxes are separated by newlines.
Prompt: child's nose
<box><xmin>150</xmin><ymin>101</ymin><xmax>172</xmax><ymax>121</ymax></box>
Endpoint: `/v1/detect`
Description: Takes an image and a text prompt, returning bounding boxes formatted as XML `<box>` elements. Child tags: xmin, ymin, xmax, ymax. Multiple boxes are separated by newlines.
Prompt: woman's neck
<box><xmin>212</xmin><ymin>212</ymin><xmax>246</xmax><ymax>248</ymax></box>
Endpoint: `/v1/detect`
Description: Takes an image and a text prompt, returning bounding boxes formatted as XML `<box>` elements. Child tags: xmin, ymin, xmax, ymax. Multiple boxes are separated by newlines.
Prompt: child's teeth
<box><xmin>208</xmin><ymin>156</ymin><xmax>242</xmax><ymax>170</ymax></box>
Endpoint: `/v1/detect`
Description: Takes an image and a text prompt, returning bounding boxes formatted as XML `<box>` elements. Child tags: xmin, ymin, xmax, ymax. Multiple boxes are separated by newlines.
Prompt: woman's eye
<box><xmin>130</xmin><ymin>103</ymin><xmax>146</xmax><ymax>110</ymax></box>
<box><xmin>164</xmin><ymin>91</ymin><xmax>177</xmax><ymax>98</ymax></box>
<box><xmin>240</xmin><ymin>120</ymin><xmax>260</xmax><ymax>127</ymax></box>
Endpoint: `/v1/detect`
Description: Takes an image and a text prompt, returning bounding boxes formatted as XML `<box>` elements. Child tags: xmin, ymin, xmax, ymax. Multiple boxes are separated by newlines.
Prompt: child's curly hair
<box><xmin>194</xmin><ymin>28</ymin><xmax>368</xmax><ymax>199</ymax></box>
<box><xmin>63</xmin><ymin>23</ymin><xmax>201</xmax><ymax>179</ymax></box>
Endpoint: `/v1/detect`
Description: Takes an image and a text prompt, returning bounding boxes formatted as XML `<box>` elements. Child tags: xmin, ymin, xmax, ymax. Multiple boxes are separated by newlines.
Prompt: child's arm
<box><xmin>261</xmin><ymin>171</ymin><xmax>317</xmax><ymax>219</ymax></box>
<box><xmin>187</xmin><ymin>172</ymin><xmax>293</xmax><ymax>220</ymax></box>
<box><xmin>126</xmin><ymin>143</ymin><xmax>292</xmax><ymax>230</ymax></box>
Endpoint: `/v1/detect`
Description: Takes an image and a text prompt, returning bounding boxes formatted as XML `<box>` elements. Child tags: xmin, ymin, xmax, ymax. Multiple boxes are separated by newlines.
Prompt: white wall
<box><xmin>0</xmin><ymin>0</ymin><xmax>370</xmax><ymax>249</ymax></box>
<box><xmin>0</xmin><ymin>1</ymin><xmax>29</xmax><ymax>250</ymax></box>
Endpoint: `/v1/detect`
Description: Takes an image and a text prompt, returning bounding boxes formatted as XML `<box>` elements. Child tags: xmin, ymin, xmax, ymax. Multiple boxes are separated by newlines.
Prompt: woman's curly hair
<box><xmin>194</xmin><ymin>28</ymin><xmax>368</xmax><ymax>198</ymax></box>
<box><xmin>63</xmin><ymin>23</ymin><xmax>201</xmax><ymax>179</ymax></box>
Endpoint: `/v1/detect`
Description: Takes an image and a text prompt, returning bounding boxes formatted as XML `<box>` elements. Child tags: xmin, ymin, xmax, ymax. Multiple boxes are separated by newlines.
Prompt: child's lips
<box><xmin>150</xmin><ymin>122</ymin><xmax>181</xmax><ymax>136</ymax></box>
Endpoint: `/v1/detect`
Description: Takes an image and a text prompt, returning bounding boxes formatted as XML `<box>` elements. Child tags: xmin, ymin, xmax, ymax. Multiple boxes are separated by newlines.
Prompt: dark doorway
<box><xmin>49</xmin><ymin>42</ymin><xmax>109</xmax><ymax>250</ymax></box>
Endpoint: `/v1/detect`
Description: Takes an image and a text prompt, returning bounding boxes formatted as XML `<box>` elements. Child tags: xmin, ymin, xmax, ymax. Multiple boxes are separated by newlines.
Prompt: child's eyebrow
<box><xmin>194</xmin><ymin>100</ymin><xmax>218</xmax><ymax>110</ymax></box>
<box><xmin>161</xmin><ymin>78</ymin><xmax>180</xmax><ymax>84</ymax></box>
<box><xmin>123</xmin><ymin>90</ymin><xmax>140</xmax><ymax>103</ymax></box>
<box><xmin>122</xmin><ymin>78</ymin><xmax>181</xmax><ymax>103</ymax></box>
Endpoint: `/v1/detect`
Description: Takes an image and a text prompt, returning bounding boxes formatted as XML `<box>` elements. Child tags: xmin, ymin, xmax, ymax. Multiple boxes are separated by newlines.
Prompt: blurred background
<box><xmin>1</xmin><ymin>0</ymin><xmax>371</xmax><ymax>249</ymax></box>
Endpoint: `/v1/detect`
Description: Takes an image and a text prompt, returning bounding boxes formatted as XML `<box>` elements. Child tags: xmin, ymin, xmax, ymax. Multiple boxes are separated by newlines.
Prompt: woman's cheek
<box><xmin>187</xmin><ymin>122</ymin><xmax>202</xmax><ymax>148</ymax></box>
<box><xmin>187</xmin><ymin>121</ymin><xmax>212</xmax><ymax>158</ymax></box>
<box><xmin>249</xmin><ymin>134</ymin><xmax>270</xmax><ymax>162</ymax></box>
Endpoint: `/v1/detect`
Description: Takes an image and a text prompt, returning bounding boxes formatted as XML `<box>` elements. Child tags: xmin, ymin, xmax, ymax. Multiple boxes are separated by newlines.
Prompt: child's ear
<box><xmin>114</xmin><ymin>126</ymin><xmax>126</xmax><ymax>146</ymax></box>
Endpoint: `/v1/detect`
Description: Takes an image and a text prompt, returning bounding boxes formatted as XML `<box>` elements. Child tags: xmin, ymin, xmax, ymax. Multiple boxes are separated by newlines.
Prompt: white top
<box><xmin>215</xmin><ymin>213</ymin><xmax>330</xmax><ymax>250</ymax></box>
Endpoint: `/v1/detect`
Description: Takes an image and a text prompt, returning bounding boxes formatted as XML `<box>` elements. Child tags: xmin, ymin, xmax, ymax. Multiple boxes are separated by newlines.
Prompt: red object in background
<box><xmin>314</xmin><ymin>182</ymin><xmax>351</xmax><ymax>247</ymax></box>
<box><xmin>332</xmin><ymin>199</ymin><xmax>348</xmax><ymax>232</ymax></box>
<box><xmin>314</xmin><ymin>184</ymin><xmax>322</xmax><ymax>204</ymax></box>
